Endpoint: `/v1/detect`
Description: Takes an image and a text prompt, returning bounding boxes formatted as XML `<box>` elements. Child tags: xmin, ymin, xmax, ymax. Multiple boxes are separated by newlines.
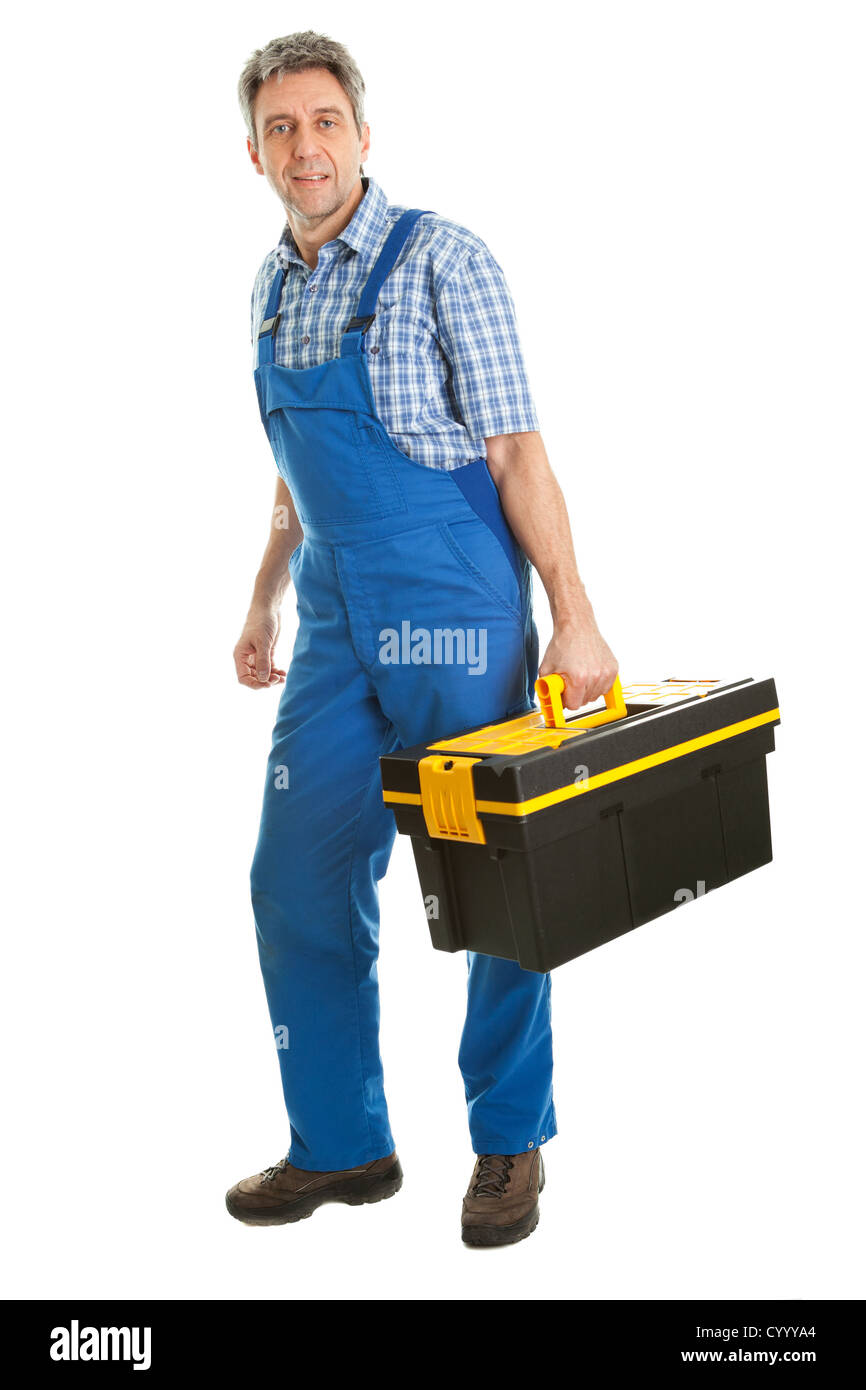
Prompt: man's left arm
<box><xmin>486</xmin><ymin>430</ymin><xmax>618</xmax><ymax>711</ymax></box>
<box><xmin>436</xmin><ymin>246</ymin><xmax>618</xmax><ymax>710</ymax></box>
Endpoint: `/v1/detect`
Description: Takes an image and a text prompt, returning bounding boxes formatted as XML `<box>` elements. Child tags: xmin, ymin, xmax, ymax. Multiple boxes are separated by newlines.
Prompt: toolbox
<box><xmin>380</xmin><ymin>675</ymin><xmax>781</xmax><ymax>972</ymax></box>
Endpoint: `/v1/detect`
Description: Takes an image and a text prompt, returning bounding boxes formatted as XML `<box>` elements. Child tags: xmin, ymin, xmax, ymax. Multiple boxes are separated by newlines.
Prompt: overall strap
<box><xmin>256</xmin><ymin>263</ymin><xmax>288</xmax><ymax>368</ymax></box>
<box><xmin>340</xmin><ymin>209</ymin><xmax>433</xmax><ymax>357</ymax></box>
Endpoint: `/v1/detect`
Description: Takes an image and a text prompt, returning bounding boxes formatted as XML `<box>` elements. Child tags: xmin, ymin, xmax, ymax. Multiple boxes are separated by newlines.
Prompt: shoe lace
<box><xmin>259</xmin><ymin>1158</ymin><xmax>291</xmax><ymax>1186</ymax></box>
<box><xmin>471</xmin><ymin>1154</ymin><xmax>514</xmax><ymax>1198</ymax></box>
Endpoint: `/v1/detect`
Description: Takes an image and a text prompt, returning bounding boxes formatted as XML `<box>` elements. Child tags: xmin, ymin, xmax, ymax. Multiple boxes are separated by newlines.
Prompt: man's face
<box><xmin>249</xmin><ymin>67</ymin><xmax>370</xmax><ymax>225</ymax></box>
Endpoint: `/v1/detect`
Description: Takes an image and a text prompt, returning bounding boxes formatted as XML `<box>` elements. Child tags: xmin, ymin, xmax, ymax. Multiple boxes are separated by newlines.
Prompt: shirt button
<box><xmin>308</xmin><ymin>284</ymin><xmax>317</xmax><ymax>293</ymax></box>
<box><xmin>369</xmin><ymin>346</ymin><xmax>380</xmax><ymax>354</ymax></box>
<box><xmin>301</xmin><ymin>335</ymin><xmax>310</xmax><ymax>345</ymax></box>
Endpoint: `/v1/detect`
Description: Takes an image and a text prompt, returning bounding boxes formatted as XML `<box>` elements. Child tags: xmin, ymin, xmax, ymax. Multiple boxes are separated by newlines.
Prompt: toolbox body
<box><xmin>380</xmin><ymin>678</ymin><xmax>781</xmax><ymax>972</ymax></box>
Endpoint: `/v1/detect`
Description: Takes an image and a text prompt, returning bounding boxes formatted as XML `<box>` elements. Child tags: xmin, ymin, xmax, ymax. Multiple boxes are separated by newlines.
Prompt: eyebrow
<box><xmin>265</xmin><ymin>107</ymin><xmax>346</xmax><ymax>125</ymax></box>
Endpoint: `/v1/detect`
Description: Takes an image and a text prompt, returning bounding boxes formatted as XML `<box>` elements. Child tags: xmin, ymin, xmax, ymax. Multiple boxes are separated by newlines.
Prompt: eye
<box><xmin>320</xmin><ymin>120</ymin><xmax>335</xmax><ymax>129</ymax></box>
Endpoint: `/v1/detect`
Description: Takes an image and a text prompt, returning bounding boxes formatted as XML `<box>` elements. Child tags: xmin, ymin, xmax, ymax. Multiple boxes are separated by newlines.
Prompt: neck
<box><xmin>288</xmin><ymin>176</ymin><xmax>368</xmax><ymax>270</ymax></box>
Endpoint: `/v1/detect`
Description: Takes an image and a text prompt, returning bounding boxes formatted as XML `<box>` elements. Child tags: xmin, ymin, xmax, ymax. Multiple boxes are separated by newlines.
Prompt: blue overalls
<box><xmin>250</xmin><ymin>208</ymin><xmax>557</xmax><ymax>1170</ymax></box>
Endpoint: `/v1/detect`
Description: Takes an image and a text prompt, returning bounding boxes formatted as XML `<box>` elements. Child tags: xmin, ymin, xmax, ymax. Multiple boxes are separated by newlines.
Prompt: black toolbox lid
<box><xmin>381</xmin><ymin>677</ymin><xmax>781</xmax><ymax>819</ymax></box>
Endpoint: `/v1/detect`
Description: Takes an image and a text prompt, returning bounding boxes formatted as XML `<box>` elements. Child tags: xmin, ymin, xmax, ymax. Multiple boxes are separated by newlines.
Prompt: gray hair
<box><xmin>238</xmin><ymin>30</ymin><xmax>366</xmax><ymax>161</ymax></box>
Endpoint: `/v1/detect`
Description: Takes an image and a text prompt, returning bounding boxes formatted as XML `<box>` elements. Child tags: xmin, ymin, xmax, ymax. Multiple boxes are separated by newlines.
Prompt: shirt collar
<box><xmin>274</xmin><ymin>175</ymin><xmax>390</xmax><ymax>271</ymax></box>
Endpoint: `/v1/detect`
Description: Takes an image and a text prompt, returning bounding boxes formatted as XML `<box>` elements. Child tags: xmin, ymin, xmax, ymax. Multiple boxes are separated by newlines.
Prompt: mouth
<box><xmin>292</xmin><ymin>173</ymin><xmax>329</xmax><ymax>184</ymax></box>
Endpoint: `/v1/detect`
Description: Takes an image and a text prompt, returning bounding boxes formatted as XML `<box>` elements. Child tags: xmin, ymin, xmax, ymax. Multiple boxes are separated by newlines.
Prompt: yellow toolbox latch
<box><xmin>418</xmin><ymin>755</ymin><xmax>486</xmax><ymax>845</ymax></box>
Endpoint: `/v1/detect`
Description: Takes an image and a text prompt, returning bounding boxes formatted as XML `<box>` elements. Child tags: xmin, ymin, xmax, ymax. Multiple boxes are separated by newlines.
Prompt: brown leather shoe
<box><xmin>461</xmin><ymin>1149</ymin><xmax>545</xmax><ymax>1247</ymax></box>
<box><xmin>225</xmin><ymin>1151</ymin><xmax>402</xmax><ymax>1226</ymax></box>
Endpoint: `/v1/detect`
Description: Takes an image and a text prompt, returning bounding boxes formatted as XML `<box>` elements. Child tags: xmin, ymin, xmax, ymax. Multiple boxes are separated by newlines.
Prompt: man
<box><xmin>227</xmin><ymin>30</ymin><xmax>618</xmax><ymax>1247</ymax></box>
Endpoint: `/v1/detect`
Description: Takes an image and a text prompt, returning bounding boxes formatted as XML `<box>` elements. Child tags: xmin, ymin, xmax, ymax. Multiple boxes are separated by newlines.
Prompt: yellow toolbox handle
<box><xmin>535</xmin><ymin>673</ymin><xmax>627</xmax><ymax>730</ymax></box>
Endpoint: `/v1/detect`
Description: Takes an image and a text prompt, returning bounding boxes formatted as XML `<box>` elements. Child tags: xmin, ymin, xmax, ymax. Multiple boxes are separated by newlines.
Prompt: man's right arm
<box><xmin>233</xmin><ymin>476</ymin><xmax>302</xmax><ymax>690</ymax></box>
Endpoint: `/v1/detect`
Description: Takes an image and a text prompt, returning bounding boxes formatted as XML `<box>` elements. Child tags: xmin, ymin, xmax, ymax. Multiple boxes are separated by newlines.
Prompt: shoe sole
<box><xmin>461</xmin><ymin>1152</ymin><xmax>545</xmax><ymax>1248</ymax></box>
<box><xmin>462</xmin><ymin>1205</ymin><xmax>539</xmax><ymax>1247</ymax></box>
<box><xmin>226</xmin><ymin>1160</ymin><xmax>403</xmax><ymax>1227</ymax></box>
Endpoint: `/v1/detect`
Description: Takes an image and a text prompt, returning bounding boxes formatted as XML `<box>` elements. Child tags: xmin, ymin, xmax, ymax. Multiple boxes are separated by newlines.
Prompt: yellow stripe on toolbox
<box><xmin>382</xmin><ymin>708</ymin><xmax>781</xmax><ymax>818</ymax></box>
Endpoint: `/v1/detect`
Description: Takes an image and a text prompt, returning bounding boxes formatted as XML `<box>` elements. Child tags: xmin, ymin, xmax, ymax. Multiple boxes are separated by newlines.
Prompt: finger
<box><xmin>255</xmin><ymin>648</ymin><xmax>272</xmax><ymax>684</ymax></box>
<box><xmin>234</xmin><ymin>652</ymin><xmax>256</xmax><ymax>682</ymax></box>
<box><xmin>565</xmin><ymin>679</ymin><xmax>588</xmax><ymax>711</ymax></box>
<box><xmin>236</xmin><ymin>648</ymin><xmax>269</xmax><ymax>686</ymax></box>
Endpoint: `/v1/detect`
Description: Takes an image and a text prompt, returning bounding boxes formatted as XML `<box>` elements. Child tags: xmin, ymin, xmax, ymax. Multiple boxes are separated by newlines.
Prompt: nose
<box><xmin>291</xmin><ymin>124</ymin><xmax>325</xmax><ymax>162</ymax></box>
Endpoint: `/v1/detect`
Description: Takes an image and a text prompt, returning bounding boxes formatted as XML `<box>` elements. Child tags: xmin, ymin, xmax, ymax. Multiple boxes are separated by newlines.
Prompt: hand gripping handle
<box><xmin>535</xmin><ymin>673</ymin><xmax>627</xmax><ymax>730</ymax></box>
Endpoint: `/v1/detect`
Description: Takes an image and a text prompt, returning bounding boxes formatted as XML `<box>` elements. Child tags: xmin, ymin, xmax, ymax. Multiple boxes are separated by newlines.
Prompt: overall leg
<box><xmin>342</xmin><ymin>521</ymin><xmax>557</xmax><ymax>1160</ymax></box>
<box><xmin>459</xmin><ymin>956</ymin><xmax>557</xmax><ymax>1155</ymax></box>
<box><xmin>250</xmin><ymin>541</ymin><xmax>400</xmax><ymax>1171</ymax></box>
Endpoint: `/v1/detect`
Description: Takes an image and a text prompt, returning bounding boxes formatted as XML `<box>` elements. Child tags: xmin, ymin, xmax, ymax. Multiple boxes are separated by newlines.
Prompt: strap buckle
<box><xmin>343</xmin><ymin>313</ymin><xmax>376</xmax><ymax>335</ymax></box>
<box><xmin>258</xmin><ymin>312</ymin><xmax>281</xmax><ymax>339</ymax></box>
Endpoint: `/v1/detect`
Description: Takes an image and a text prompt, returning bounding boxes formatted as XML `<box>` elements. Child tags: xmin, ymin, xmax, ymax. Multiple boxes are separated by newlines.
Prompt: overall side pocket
<box><xmin>439</xmin><ymin>517</ymin><xmax>523</xmax><ymax>621</ymax></box>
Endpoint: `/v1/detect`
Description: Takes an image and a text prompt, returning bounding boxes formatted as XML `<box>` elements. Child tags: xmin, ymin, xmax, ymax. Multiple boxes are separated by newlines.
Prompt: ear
<box><xmin>247</xmin><ymin>137</ymin><xmax>265</xmax><ymax>175</ymax></box>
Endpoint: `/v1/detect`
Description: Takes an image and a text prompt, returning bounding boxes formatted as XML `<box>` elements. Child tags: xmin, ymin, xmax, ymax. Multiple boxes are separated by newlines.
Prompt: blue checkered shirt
<box><xmin>250</xmin><ymin>176</ymin><xmax>540</xmax><ymax>470</ymax></box>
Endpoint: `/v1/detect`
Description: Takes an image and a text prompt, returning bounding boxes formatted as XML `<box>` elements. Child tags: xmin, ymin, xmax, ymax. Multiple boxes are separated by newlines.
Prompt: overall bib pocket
<box><xmin>256</xmin><ymin>356</ymin><xmax>409</xmax><ymax>526</ymax></box>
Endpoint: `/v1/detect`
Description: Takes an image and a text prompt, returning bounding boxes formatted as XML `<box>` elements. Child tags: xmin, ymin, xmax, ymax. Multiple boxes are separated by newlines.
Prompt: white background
<box><xmin>2</xmin><ymin>0</ymin><xmax>863</xmax><ymax>1301</ymax></box>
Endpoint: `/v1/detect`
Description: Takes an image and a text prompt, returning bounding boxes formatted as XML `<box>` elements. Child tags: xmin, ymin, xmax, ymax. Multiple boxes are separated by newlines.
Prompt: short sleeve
<box><xmin>250</xmin><ymin>273</ymin><xmax>263</xmax><ymax>351</ymax></box>
<box><xmin>250</xmin><ymin>258</ymin><xmax>271</xmax><ymax>349</ymax></box>
<box><xmin>436</xmin><ymin>246</ymin><xmax>540</xmax><ymax>439</ymax></box>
